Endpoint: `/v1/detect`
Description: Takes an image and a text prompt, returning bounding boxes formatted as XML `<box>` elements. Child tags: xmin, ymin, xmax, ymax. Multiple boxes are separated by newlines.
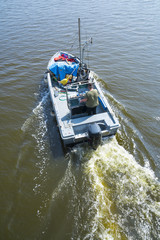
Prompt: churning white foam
<box><xmin>83</xmin><ymin>137</ymin><xmax>160</xmax><ymax>240</ymax></box>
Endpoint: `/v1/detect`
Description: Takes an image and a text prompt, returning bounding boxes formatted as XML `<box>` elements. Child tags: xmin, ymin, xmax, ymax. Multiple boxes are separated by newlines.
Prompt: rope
<box><xmin>59</xmin><ymin>94</ymin><xmax>66</xmax><ymax>101</ymax></box>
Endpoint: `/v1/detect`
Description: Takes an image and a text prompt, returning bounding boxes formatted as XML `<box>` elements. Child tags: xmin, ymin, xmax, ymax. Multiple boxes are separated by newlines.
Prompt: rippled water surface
<box><xmin>0</xmin><ymin>0</ymin><xmax>160</xmax><ymax>239</ymax></box>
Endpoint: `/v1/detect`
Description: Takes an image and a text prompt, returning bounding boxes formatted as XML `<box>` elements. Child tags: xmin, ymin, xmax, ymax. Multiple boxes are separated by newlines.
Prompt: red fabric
<box><xmin>67</xmin><ymin>58</ymin><xmax>75</xmax><ymax>62</ymax></box>
<box><xmin>54</xmin><ymin>54</ymin><xmax>76</xmax><ymax>63</ymax></box>
<box><xmin>54</xmin><ymin>56</ymin><xmax>66</xmax><ymax>61</ymax></box>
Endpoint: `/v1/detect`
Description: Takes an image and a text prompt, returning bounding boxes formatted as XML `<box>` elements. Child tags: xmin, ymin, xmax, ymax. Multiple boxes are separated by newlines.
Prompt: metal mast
<box><xmin>78</xmin><ymin>18</ymin><xmax>82</xmax><ymax>67</ymax></box>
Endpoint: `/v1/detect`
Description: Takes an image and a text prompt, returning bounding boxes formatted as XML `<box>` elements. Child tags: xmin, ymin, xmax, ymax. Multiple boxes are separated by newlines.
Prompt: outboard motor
<box><xmin>88</xmin><ymin>123</ymin><xmax>102</xmax><ymax>150</ymax></box>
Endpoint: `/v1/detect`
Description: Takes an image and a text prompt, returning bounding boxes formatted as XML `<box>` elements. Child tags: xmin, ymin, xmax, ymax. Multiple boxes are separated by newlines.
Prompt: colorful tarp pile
<box><xmin>49</xmin><ymin>53</ymin><xmax>79</xmax><ymax>80</ymax></box>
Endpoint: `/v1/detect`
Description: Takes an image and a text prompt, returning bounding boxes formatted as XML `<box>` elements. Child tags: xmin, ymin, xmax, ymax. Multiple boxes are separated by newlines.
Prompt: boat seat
<box><xmin>70</xmin><ymin>112</ymin><xmax>116</xmax><ymax>127</ymax></box>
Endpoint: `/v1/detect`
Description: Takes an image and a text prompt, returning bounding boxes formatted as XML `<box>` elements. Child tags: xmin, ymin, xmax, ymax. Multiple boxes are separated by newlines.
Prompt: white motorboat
<box><xmin>46</xmin><ymin>19</ymin><xmax>120</xmax><ymax>149</ymax></box>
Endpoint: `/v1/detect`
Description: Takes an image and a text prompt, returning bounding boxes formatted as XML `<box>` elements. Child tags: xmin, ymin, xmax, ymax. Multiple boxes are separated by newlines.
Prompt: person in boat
<box><xmin>80</xmin><ymin>83</ymin><xmax>99</xmax><ymax>115</ymax></box>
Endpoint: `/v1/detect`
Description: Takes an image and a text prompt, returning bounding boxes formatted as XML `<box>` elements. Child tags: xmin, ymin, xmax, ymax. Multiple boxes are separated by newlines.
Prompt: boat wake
<box><xmin>19</xmin><ymin>84</ymin><xmax>52</xmax><ymax>208</ymax></box>
<box><xmin>15</xmin><ymin>83</ymin><xmax>49</xmax><ymax>173</ymax></box>
<box><xmin>40</xmin><ymin>137</ymin><xmax>160</xmax><ymax>240</ymax></box>
<box><xmin>21</xmin><ymin>91</ymin><xmax>49</xmax><ymax>134</ymax></box>
<box><xmin>81</xmin><ymin>137</ymin><xmax>160</xmax><ymax>240</ymax></box>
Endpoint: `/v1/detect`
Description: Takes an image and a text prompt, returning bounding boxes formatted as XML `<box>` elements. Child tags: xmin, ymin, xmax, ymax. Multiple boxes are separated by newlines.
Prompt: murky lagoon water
<box><xmin>0</xmin><ymin>0</ymin><xmax>160</xmax><ymax>239</ymax></box>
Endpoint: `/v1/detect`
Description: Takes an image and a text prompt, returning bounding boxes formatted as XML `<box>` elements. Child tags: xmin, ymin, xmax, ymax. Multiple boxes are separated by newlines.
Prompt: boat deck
<box><xmin>47</xmin><ymin>64</ymin><xmax>120</xmax><ymax>145</ymax></box>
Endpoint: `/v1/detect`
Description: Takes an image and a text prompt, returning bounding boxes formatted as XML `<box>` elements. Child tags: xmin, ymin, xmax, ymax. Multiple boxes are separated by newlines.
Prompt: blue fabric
<box><xmin>49</xmin><ymin>62</ymin><xmax>79</xmax><ymax>80</ymax></box>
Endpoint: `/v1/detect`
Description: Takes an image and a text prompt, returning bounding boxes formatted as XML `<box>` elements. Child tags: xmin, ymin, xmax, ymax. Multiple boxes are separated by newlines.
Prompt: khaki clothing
<box><xmin>85</xmin><ymin>89</ymin><xmax>99</xmax><ymax>108</ymax></box>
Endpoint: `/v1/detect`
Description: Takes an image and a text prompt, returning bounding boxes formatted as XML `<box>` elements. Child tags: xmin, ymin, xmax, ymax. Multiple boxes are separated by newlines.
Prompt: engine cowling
<box><xmin>88</xmin><ymin>123</ymin><xmax>102</xmax><ymax>150</ymax></box>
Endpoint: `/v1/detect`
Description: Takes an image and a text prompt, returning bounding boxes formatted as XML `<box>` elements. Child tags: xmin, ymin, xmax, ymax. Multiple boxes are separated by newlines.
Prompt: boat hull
<box><xmin>47</xmin><ymin>51</ymin><xmax>120</xmax><ymax>147</ymax></box>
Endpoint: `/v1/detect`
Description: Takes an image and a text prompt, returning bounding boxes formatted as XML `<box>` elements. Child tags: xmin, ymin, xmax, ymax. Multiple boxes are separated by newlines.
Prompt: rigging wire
<box><xmin>69</xmin><ymin>31</ymin><xmax>79</xmax><ymax>52</ymax></box>
<box><xmin>69</xmin><ymin>23</ymin><xmax>94</xmax><ymax>68</ymax></box>
<box><xmin>84</xmin><ymin>30</ymin><xmax>92</xmax><ymax>68</ymax></box>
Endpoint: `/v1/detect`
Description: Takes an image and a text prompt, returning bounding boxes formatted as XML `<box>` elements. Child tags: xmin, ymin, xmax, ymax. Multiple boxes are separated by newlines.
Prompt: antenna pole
<box><xmin>78</xmin><ymin>18</ymin><xmax>82</xmax><ymax>67</ymax></box>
